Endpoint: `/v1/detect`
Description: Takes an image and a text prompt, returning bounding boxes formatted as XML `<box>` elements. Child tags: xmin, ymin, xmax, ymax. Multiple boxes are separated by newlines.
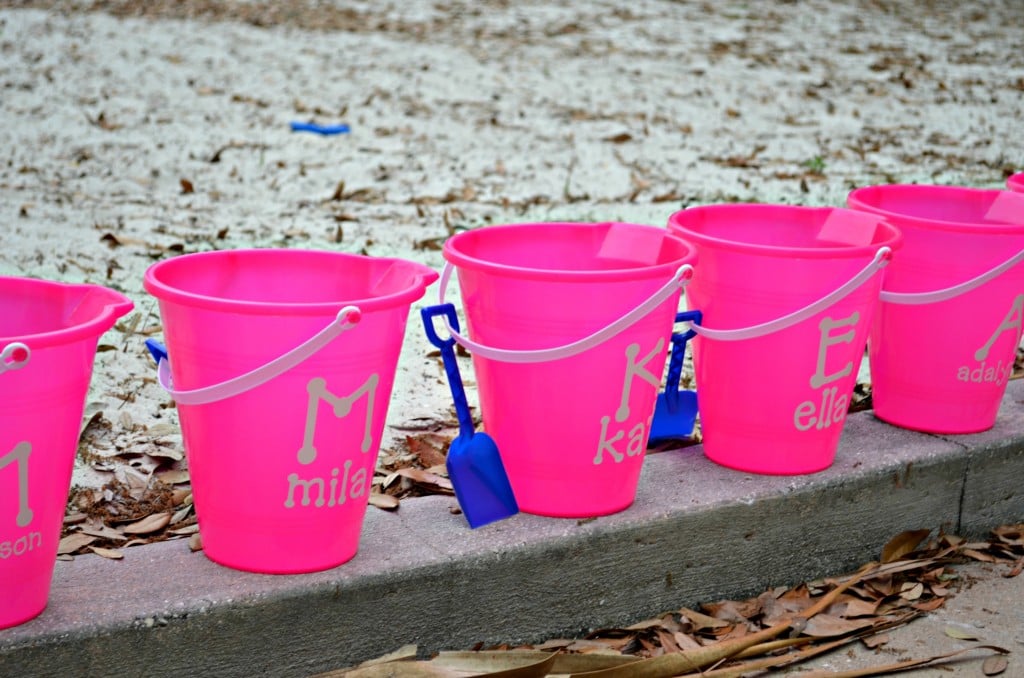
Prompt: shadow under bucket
<box><xmin>847</xmin><ymin>185</ymin><xmax>1024</xmax><ymax>434</ymax></box>
<box><xmin>441</xmin><ymin>222</ymin><xmax>696</xmax><ymax>518</ymax></box>
<box><xmin>143</xmin><ymin>249</ymin><xmax>436</xmax><ymax>574</ymax></box>
<box><xmin>0</xmin><ymin>277</ymin><xmax>133</xmax><ymax>629</ymax></box>
<box><xmin>668</xmin><ymin>205</ymin><xmax>901</xmax><ymax>475</ymax></box>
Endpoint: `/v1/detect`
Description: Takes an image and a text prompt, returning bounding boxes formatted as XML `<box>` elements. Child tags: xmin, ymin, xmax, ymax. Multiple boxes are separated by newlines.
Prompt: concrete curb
<box><xmin>2</xmin><ymin>380</ymin><xmax>1023</xmax><ymax>677</ymax></box>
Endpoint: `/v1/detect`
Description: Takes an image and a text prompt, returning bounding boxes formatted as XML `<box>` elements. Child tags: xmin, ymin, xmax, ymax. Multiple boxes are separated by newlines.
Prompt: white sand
<box><xmin>1</xmin><ymin>1</ymin><xmax>1020</xmax><ymax>489</ymax></box>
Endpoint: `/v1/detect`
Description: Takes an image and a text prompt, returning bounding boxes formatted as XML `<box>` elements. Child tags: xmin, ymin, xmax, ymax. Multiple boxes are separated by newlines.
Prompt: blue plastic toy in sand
<box><xmin>421</xmin><ymin>303</ymin><xmax>518</xmax><ymax>528</ymax></box>
<box><xmin>649</xmin><ymin>310</ymin><xmax>702</xmax><ymax>444</ymax></box>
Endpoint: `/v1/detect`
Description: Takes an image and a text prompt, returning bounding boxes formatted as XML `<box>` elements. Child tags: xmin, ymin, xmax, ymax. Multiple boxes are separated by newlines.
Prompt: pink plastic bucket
<box><xmin>847</xmin><ymin>185</ymin><xmax>1024</xmax><ymax>433</ymax></box>
<box><xmin>442</xmin><ymin>222</ymin><xmax>696</xmax><ymax>517</ymax></box>
<box><xmin>0</xmin><ymin>278</ymin><xmax>132</xmax><ymax>629</ymax></box>
<box><xmin>668</xmin><ymin>205</ymin><xmax>901</xmax><ymax>474</ymax></box>
<box><xmin>144</xmin><ymin>249</ymin><xmax>436</xmax><ymax>574</ymax></box>
<box><xmin>1008</xmin><ymin>172</ymin><xmax>1024</xmax><ymax>193</ymax></box>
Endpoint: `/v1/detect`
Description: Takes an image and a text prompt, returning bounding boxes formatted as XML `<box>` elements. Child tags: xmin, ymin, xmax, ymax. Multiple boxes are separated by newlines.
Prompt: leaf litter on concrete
<box><xmin>314</xmin><ymin>526</ymin><xmax>1024</xmax><ymax>678</ymax></box>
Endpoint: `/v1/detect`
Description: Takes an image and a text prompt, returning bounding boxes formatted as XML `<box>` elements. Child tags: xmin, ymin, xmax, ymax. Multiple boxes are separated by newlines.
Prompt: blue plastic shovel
<box><xmin>421</xmin><ymin>304</ymin><xmax>518</xmax><ymax>528</ymax></box>
<box><xmin>649</xmin><ymin>310</ymin><xmax>702</xmax><ymax>444</ymax></box>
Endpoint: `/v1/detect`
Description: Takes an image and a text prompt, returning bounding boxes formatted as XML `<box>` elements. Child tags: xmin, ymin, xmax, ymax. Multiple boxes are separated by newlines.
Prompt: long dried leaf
<box><xmin>880</xmin><ymin>529</ymin><xmax>931</xmax><ymax>563</ymax></box>
<box><xmin>57</xmin><ymin>533</ymin><xmax>97</xmax><ymax>555</ymax></box>
<box><xmin>568</xmin><ymin>622</ymin><xmax>792</xmax><ymax>678</ymax></box>
<box><xmin>89</xmin><ymin>546</ymin><xmax>124</xmax><ymax>560</ymax></box>
<box><xmin>123</xmin><ymin>512</ymin><xmax>172</xmax><ymax>535</ymax></box>
<box><xmin>688</xmin><ymin>637</ymin><xmax>849</xmax><ymax>678</ymax></box>
<box><xmin>796</xmin><ymin>645</ymin><xmax>1009</xmax><ymax>677</ymax></box>
<box><xmin>428</xmin><ymin>651</ymin><xmax>558</xmax><ymax>678</ymax></box>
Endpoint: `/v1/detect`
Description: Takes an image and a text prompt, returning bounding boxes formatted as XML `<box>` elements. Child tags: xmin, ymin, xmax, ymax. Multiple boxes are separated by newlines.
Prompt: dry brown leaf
<box><xmin>90</xmin><ymin>546</ymin><xmax>124</xmax><ymax>560</ymax></box>
<box><xmin>157</xmin><ymin>469</ymin><xmax>191</xmax><ymax>485</ymax></box>
<box><xmin>369</xmin><ymin>493</ymin><xmax>400</xmax><ymax>511</ymax></box>
<box><xmin>910</xmin><ymin>597</ymin><xmax>945</xmax><ymax>612</ymax></box>
<box><xmin>123</xmin><ymin>512</ymin><xmax>172</xmax><ymax>535</ymax></box>
<box><xmin>169</xmin><ymin>524</ymin><xmax>200</xmax><ymax>536</ymax></box>
<box><xmin>963</xmin><ymin>548</ymin><xmax>998</xmax><ymax>563</ymax></box>
<box><xmin>78</xmin><ymin>524</ymin><xmax>128</xmax><ymax>540</ymax></box>
<box><xmin>862</xmin><ymin>633</ymin><xmax>889</xmax><ymax>649</ymax></box>
<box><xmin>679</xmin><ymin>607</ymin><xmax>730</xmax><ymax>630</ymax></box>
<box><xmin>58</xmin><ymin>533</ymin><xmax>97</xmax><ymax>555</ymax></box>
<box><xmin>943</xmin><ymin>626</ymin><xmax>978</xmax><ymax>640</ymax></box>
<box><xmin>983</xmin><ymin>654</ymin><xmax>1009</xmax><ymax>675</ymax></box>
<box><xmin>899</xmin><ymin>582</ymin><xmax>924</xmax><ymax>600</ymax></box>
<box><xmin>801</xmin><ymin>614</ymin><xmax>876</xmax><ymax>638</ymax></box>
<box><xmin>188</xmin><ymin>532</ymin><xmax>203</xmax><ymax>552</ymax></box>
<box><xmin>395</xmin><ymin>468</ymin><xmax>453</xmax><ymax>491</ymax></box>
<box><xmin>880</xmin><ymin>528</ymin><xmax>931</xmax><ymax>563</ymax></box>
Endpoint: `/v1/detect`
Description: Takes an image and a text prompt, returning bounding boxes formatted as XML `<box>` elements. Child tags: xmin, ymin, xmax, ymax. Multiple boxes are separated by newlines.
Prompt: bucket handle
<box><xmin>684</xmin><ymin>246</ymin><xmax>892</xmax><ymax>342</ymax></box>
<box><xmin>148</xmin><ymin>306</ymin><xmax>362</xmax><ymax>406</ymax></box>
<box><xmin>879</xmin><ymin>246</ymin><xmax>1024</xmax><ymax>305</ymax></box>
<box><xmin>0</xmin><ymin>342</ymin><xmax>31</xmax><ymax>375</ymax></box>
<box><xmin>436</xmin><ymin>263</ymin><xmax>693</xmax><ymax>363</ymax></box>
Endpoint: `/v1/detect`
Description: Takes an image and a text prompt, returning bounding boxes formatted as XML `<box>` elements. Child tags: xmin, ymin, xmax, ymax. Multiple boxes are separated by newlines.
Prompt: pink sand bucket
<box><xmin>437</xmin><ymin>222</ymin><xmax>697</xmax><ymax>517</ymax></box>
<box><xmin>1008</xmin><ymin>172</ymin><xmax>1024</xmax><ymax>193</ymax></box>
<box><xmin>0</xmin><ymin>278</ymin><xmax>132</xmax><ymax>629</ymax></box>
<box><xmin>668</xmin><ymin>205</ymin><xmax>901</xmax><ymax>475</ymax></box>
<box><xmin>143</xmin><ymin>249</ymin><xmax>436</xmax><ymax>574</ymax></box>
<box><xmin>847</xmin><ymin>185</ymin><xmax>1024</xmax><ymax>433</ymax></box>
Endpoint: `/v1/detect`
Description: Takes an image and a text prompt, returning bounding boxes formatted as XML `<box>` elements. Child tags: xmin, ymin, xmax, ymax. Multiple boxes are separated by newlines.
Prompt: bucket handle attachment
<box><xmin>0</xmin><ymin>342</ymin><xmax>31</xmax><ymax>375</ymax></box>
<box><xmin>879</xmin><ymin>246</ymin><xmax>1024</xmax><ymax>306</ymax></box>
<box><xmin>436</xmin><ymin>262</ymin><xmax>693</xmax><ymax>363</ymax></box>
<box><xmin>684</xmin><ymin>247</ymin><xmax>892</xmax><ymax>342</ymax></box>
<box><xmin>147</xmin><ymin>306</ymin><xmax>362</xmax><ymax>406</ymax></box>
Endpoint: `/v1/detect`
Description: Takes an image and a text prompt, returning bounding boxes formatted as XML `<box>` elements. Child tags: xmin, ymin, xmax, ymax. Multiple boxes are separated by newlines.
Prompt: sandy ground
<box><xmin>1</xmin><ymin>1</ymin><xmax>1021</xmax><ymax>495</ymax></box>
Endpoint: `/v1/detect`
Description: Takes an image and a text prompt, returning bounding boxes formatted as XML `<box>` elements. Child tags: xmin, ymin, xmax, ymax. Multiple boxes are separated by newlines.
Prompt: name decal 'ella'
<box><xmin>794</xmin><ymin>312</ymin><xmax>859</xmax><ymax>432</ymax></box>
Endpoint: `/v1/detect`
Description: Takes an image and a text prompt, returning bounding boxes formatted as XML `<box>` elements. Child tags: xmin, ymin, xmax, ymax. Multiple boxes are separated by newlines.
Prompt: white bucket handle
<box><xmin>879</xmin><ymin>246</ymin><xmax>1024</xmax><ymax>306</ymax></box>
<box><xmin>154</xmin><ymin>306</ymin><xmax>362</xmax><ymax>405</ymax></box>
<box><xmin>0</xmin><ymin>342</ymin><xmax>31</xmax><ymax>375</ymax></box>
<box><xmin>437</xmin><ymin>263</ymin><xmax>693</xmax><ymax>363</ymax></box>
<box><xmin>684</xmin><ymin>247</ymin><xmax>892</xmax><ymax>342</ymax></box>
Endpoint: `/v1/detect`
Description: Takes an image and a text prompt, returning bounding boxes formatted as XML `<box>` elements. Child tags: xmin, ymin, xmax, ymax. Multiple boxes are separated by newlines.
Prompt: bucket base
<box><xmin>704</xmin><ymin>450</ymin><xmax>834</xmax><ymax>476</ymax></box>
<box><xmin>518</xmin><ymin>497</ymin><xmax>634</xmax><ymax>520</ymax></box>
<box><xmin>872</xmin><ymin>411</ymin><xmax>994</xmax><ymax>436</ymax></box>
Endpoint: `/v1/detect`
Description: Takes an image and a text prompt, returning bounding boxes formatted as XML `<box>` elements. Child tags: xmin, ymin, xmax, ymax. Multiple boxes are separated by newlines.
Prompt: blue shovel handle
<box><xmin>663</xmin><ymin>310</ymin><xmax>702</xmax><ymax>410</ymax></box>
<box><xmin>421</xmin><ymin>304</ymin><xmax>476</xmax><ymax>440</ymax></box>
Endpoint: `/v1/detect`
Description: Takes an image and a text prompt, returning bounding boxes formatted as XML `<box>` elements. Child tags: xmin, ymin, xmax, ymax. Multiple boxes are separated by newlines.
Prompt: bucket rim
<box><xmin>847</xmin><ymin>184</ymin><xmax>1024</xmax><ymax>235</ymax></box>
<box><xmin>442</xmin><ymin>221</ymin><xmax>697</xmax><ymax>282</ymax></box>
<box><xmin>667</xmin><ymin>204</ymin><xmax>903</xmax><ymax>258</ymax></box>
<box><xmin>1008</xmin><ymin>172</ymin><xmax>1024</xmax><ymax>192</ymax></box>
<box><xmin>143</xmin><ymin>248</ymin><xmax>438</xmax><ymax>316</ymax></box>
<box><xmin>0</xmin><ymin>276</ymin><xmax>134</xmax><ymax>349</ymax></box>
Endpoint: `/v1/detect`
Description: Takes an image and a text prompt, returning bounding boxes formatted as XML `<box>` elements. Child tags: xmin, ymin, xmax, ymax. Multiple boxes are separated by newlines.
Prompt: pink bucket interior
<box><xmin>0</xmin><ymin>278</ymin><xmax>130</xmax><ymax>343</ymax></box>
<box><xmin>146</xmin><ymin>249</ymin><xmax>434</xmax><ymax>309</ymax></box>
<box><xmin>849</xmin><ymin>185</ymin><xmax>1024</xmax><ymax>227</ymax></box>
<box><xmin>669</xmin><ymin>205</ymin><xmax>897</xmax><ymax>252</ymax></box>
<box><xmin>445</xmin><ymin>222</ymin><xmax>693</xmax><ymax>275</ymax></box>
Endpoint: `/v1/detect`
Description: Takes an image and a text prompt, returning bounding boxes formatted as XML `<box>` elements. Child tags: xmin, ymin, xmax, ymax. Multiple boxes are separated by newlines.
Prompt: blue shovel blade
<box><xmin>648</xmin><ymin>390</ymin><xmax>698</xmax><ymax>444</ymax></box>
<box><xmin>446</xmin><ymin>432</ymin><xmax>518</xmax><ymax>529</ymax></box>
